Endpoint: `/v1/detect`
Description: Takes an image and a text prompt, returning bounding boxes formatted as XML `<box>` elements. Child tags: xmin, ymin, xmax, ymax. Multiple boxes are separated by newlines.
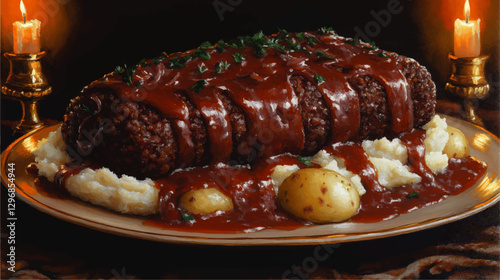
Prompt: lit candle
<box><xmin>454</xmin><ymin>0</ymin><xmax>480</xmax><ymax>57</ymax></box>
<box><xmin>13</xmin><ymin>0</ymin><xmax>41</xmax><ymax>53</ymax></box>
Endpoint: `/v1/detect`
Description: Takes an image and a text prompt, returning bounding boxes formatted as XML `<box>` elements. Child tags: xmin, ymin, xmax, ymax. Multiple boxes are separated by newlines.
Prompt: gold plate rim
<box><xmin>1</xmin><ymin>115</ymin><xmax>499</xmax><ymax>246</ymax></box>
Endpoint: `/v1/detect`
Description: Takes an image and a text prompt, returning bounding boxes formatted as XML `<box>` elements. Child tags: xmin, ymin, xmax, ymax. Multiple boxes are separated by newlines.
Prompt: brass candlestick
<box><xmin>2</xmin><ymin>51</ymin><xmax>52</xmax><ymax>133</ymax></box>
<box><xmin>445</xmin><ymin>53</ymin><xmax>490</xmax><ymax>127</ymax></box>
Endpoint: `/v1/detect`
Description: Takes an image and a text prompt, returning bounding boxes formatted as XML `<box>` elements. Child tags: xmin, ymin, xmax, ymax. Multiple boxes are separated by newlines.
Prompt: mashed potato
<box><xmin>362</xmin><ymin>137</ymin><xmax>421</xmax><ymax>188</ymax></box>
<box><xmin>34</xmin><ymin>128</ymin><xmax>159</xmax><ymax>216</ymax></box>
<box><xmin>272</xmin><ymin>115</ymin><xmax>451</xmax><ymax>191</ymax></box>
<box><xmin>34</xmin><ymin>128</ymin><xmax>72</xmax><ymax>181</ymax></box>
<box><xmin>34</xmin><ymin>115</ymin><xmax>454</xmax><ymax>216</ymax></box>
<box><xmin>309</xmin><ymin>150</ymin><xmax>366</xmax><ymax>196</ymax></box>
<box><xmin>423</xmin><ymin>115</ymin><xmax>449</xmax><ymax>173</ymax></box>
<box><xmin>362</xmin><ymin>137</ymin><xmax>408</xmax><ymax>164</ymax></box>
<box><xmin>65</xmin><ymin>168</ymin><xmax>158</xmax><ymax>215</ymax></box>
<box><xmin>271</xmin><ymin>164</ymin><xmax>300</xmax><ymax>195</ymax></box>
<box><xmin>367</xmin><ymin>157</ymin><xmax>421</xmax><ymax>187</ymax></box>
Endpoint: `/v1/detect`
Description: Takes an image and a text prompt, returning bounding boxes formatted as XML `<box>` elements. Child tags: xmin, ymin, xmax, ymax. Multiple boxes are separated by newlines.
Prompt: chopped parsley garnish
<box><xmin>266</xmin><ymin>37</ymin><xmax>286</xmax><ymax>52</ymax></box>
<box><xmin>307</xmin><ymin>37</ymin><xmax>317</xmax><ymax>46</ymax></box>
<box><xmin>215</xmin><ymin>39</ymin><xmax>228</xmax><ymax>53</ymax></box>
<box><xmin>136</xmin><ymin>58</ymin><xmax>147</xmax><ymax>67</ymax></box>
<box><xmin>198</xmin><ymin>51</ymin><xmax>211</xmax><ymax>60</ymax></box>
<box><xmin>153</xmin><ymin>54</ymin><xmax>166</xmax><ymax>65</ymax></box>
<box><xmin>363</xmin><ymin>41</ymin><xmax>377</xmax><ymax>50</ymax></box>
<box><xmin>285</xmin><ymin>39</ymin><xmax>310</xmax><ymax>54</ymax></box>
<box><xmin>229</xmin><ymin>36</ymin><xmax>247</xmax><ymax>49</ymax></box>
<box><xmin>198</xmin><ymin>41</ymin><xmax>212</xmax><ymax>50</ymax></box>
<box><xmin>192</xmin><ymin>49</ymin><xmax>211</xmax><ymax>61</ymax></box>
<box><xmin>298</xmin><ymin>156</ymin><xmax>313</xmax><ymax>167</ymax></box>
<box><xmin>295</xmin><ymin>32</ymin><xmax>306</xmax><ymax>41</ymax></box>
<box><xmin>232</xmin><ymin>52</ymin><xmax>245</xmax><ymax>63</ymax></box>
<box><xmin>215</xmin><ymin>61</ymin><xmax>230</xmax><ymax>73</ymax></box>
<box><xmin>315</xmin><ymin>50</ymin><xmax>336</xmax><ymax>61</ymax></box>
<box><xmin>211</xmin><ymin>29</ymin><xmax>317</xmax><ymax>57</ymax></box>
<box><xmin>406</xmin><ymin>191</ymin><xmax>420</xmax><ymax>199</ymax></box>
<box><xmin>378</xmin><ymin>52</ymin><xmax>389</xmax><ymax>58</ymax></box>
<box><xmin>81</xmin><ymin>104</ymin><xmax>91</xmax><ymax>113</ymax></box>
<box><xmin>168</xmin><ymin>56</ymin><xmax>188</xmax><ymax>69</ymax></box>
<box><xmin>181</xmin><ymin>213</ymin><xmax>195</xmax><ymax>222</ymax></box>
<box><xmin>254</xmin><ymin>45</ymin><xmax>267</xmax><ymax>57</ymax></box>
<box><xmin>346</xmin><ymin>39</ymin><xmax>360</xmax><ymax>46</ymax></box>
<box><xmin>277</xmin><ymin>28</ymin><xmax>289</xmax><ymax>38</ymax></box>
<box><xmin>314</xmin><ymin>74</ymin><xmax>326</xmax><ymax>85</ymax></box>
<box><xmin>197</xmin><ymin>64</ymin><xmax>208</xmax><ymax>74</ymax></box>
<box><xmin>190</xmin><ymin>41</ymin><xmax>213</xmax><ymax>60</ymax></box>
<box><xmin>248</xmin><ymin>31</ymin><xmax>268</xmax><ymax>57</ymax></box>
<box><xmin>114</xmin><ymin>64</ymin><xmax>135</xmax><ymax>86</ymax></box>
<box><xmin>251</xmin><ymin>31</ymin><xmax>267</xmax><ymax>43</ymax></box>
<box><xmin>317</xmin><ymin>27</ymin><xmax>334</xmax><ymax>35</ymax></box>
<box><xmin>131</xmin><ymin>30</ymin><xmax>376</xmax><ymax>79</ymax></box>
<box><xmin>190</xmin><ymin>79</ymin><xmax>206</xmax><ymax>94</ymax></box>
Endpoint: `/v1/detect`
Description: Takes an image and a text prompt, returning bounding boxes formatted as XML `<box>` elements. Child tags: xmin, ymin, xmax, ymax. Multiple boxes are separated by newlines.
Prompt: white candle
<box><xmin>454</xmin><ymin>0</ymin><xmax>480</xmax><ymax>58</ymax></box>
<box><xmin>13</xmin><ymin>0</ymin><xmax>41</xmax><ymax>54</ymax></box>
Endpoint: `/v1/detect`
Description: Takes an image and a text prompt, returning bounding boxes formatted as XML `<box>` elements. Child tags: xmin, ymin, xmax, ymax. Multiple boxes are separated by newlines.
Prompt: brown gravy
<box><xmin>30</xmin><ymin>30</ymin><xmax>487</xmax><ymax>233</ymax></box>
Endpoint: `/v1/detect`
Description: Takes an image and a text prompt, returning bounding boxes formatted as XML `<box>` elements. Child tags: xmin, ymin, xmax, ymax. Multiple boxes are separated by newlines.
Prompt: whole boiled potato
<box><xmin>443</xmin><ymin>126</ymin><xmax>469</xmax><ymax>159</ymax></box>
<box><xmin>179</xmin><ymin>188</ymin><xmax>233</xmax><ymax>215</ymax></box>
<box><xmin>277</xmin><ymin>168</ymin><xmax>360</xmax><ymax>223</ymax></box>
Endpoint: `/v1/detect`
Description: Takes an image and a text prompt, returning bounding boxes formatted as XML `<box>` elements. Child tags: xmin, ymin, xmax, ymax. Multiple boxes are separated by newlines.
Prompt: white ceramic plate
<box><xmin>1</xmin><ymin>115</ymin><xmax>499</xmax><ymax>246</ymax></box>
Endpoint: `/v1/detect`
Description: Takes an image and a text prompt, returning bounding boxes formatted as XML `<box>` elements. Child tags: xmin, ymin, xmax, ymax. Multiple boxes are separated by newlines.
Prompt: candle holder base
<box><xmin>445</xmin><ymin>53</ymin><xmax>489</xmax><ymax>127</ymax></box>
<box><xmin>2</xmin><ymin>51</ymin><xmax>52</xmax><ymax>134</ymax></box>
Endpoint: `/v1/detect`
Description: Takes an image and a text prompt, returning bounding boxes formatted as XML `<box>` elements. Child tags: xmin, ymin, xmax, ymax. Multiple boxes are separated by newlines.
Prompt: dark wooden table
<box><xmin>1</xmin><ymin>100</ymin><xmax>499</xmax><ymax>279</ymax></box>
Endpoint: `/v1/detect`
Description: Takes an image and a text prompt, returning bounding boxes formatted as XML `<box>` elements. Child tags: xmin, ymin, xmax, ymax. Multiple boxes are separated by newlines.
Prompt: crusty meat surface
<box><xmin>62</xmin><ymin>29</ymin><xmax>436</xmax><ymax>179</ymax></box>
<box><xmin>62</xmin><ymin>90</ymin><xmax>177</xmax><ymax>178</ymax></box>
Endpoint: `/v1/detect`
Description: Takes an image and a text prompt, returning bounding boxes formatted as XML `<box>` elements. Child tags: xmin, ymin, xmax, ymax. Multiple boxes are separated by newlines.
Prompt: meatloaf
<box><xmin>62</xmin><ymin>29</ymin><xmax>436</xmax><ymax>179</ymax></box>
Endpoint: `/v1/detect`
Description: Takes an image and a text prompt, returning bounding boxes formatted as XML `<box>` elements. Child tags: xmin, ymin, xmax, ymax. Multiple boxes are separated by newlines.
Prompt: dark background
<box><xmin>1</xmin><ymin>0</ymin><xmax>499</xmax><ymax>129</ymax></box>
<box><xmin>1</xmin><ymin>1</ymin><xmax>499</xmax><ymax>278</ymax></box>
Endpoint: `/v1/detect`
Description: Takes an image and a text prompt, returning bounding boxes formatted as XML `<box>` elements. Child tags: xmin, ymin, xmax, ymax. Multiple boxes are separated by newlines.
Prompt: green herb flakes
<box><xmin>168</xmin><ymin>56</ymin><xmax>187</xmax><ymax>69</ymax></box>
<box><xmin>197</xmin><ymin>64</ymin><xmax>208</xmax><ymax>74</ymax></box>
<box><xmin>285</xmin><ymin>39</ymin><xmax>309</xmax><ymax>53</ymax></box>
<box><xmin>114</xmin><ymin>64</ymin><xmax>135</xmax><ymax>86</ymax></box>
<box><xmin>295</xmin><ymin>32</ymin><xmax>306</xmax><ymax>41</ymax></box>
<box><xmin>215</xmin><ymin>61</ymin><xmax>230</xmax><ymax>74</ymax></box>
<box><xmin>298</xmin><ymin>156</ymin><xmax>313</xmax><ymax>167</ymax></box>
<box><xmin>232</xmin><ymin>52</ymin><xmax>245</xmax><ymax>63</ymax></box>
<box><xmin>153</xmin><ymin>54</ymin><xmax>166</xmax><ymax>65</ymax></box>
<box><xmin>81</xmin><ymin>104</ymin><xmax>91</xmax><ymax>113</ymax></box>
<box><xmin>277</xmin><ymin>28</ymin><xmax>289</xmax><ymax>38</ymax></box>
<box><xmin>317</xmin><ymin>27</ymin><xmax>334</xmax><ymax>35</ymax></box>
<box><xmin>346</xmin><ymin>39</ymin><xmax>360</xmax><ymax>46</ymax></box>
<box><xmin>266</xmin><ymin>37</ymin><xmax>286</xmax><ymax>52</ymax></box>
<box><xmin>190</xmin><ymin>80</ymin><xmax>207</xmax><ymax>94</ymax></box>
<box><xmin>363</xmin><ymin>41</ymin><xmax>377</xmax><ymax>50</ymax></box>
<box><xmin>181</xmin><ymin>213</ymin><xmax>195</xmax><ymax>222</ymax></box>
<box><xmin>136</xmin><ymin>58</ymin><xmax>147</xmax><ymax>67</ymax></box>
<box><xmin>215</xmin><ymin>39</ymin><xmax>228</xmax><ymax>53</ymax></box>
<box><xmin>315</xmin><ymin>50</ymin><xmax>336</xmax><ymax>61</ymax></box>
<box><xmin>229</xmin><ymin>36</ymin><xmax>247</xmax><ymax>49</ymax></box>
<box><xmin>314</xmin><ymin>74</ymin><xmax>326</xmax><ymax>85</ymax></box>
<box><xmin>307</xmin><ymin>37</ymin><xmax>317</xmax><ymax>46</ymax></box>
<box><xmin>193</xmin><ymin>49</ymin><xmax>211</xmax><ymax>61</ymax></box>
<box><xmin>406</xmin><ymin>191</ymin><xmax>420</xmax><ymax>199</ymax></box>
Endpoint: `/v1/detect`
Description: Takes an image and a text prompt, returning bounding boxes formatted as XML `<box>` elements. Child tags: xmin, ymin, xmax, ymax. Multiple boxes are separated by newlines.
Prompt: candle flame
<box><xmin>20</xmin><ymin>0</ymin><xmax>27</xmax><ymax>17</ymax></box>
<box><xmin>464</xmin><ymin>0</ymin><xmax>471</xmax><ymax>22</ymax></box>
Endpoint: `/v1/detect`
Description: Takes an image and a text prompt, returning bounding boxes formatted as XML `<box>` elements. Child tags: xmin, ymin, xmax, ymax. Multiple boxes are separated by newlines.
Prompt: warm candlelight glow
<box><xmin>454</xmin><ymin>0</ymin><xmax>480</xmax><ymax>57</ymax></box>
<box><xmin>20</xmin><ymin>0</ymin><xmax>27</xmax><ymax>17</ymax></box>
<box><xmin>464</xmin><ymin>0</ymin><xmax>470</xmax><ymax>22</ymax></box>
<box><xmin>12</xmin><ymin>0</ymin><xmax>41</xmax><ymax>53</ymax></box>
